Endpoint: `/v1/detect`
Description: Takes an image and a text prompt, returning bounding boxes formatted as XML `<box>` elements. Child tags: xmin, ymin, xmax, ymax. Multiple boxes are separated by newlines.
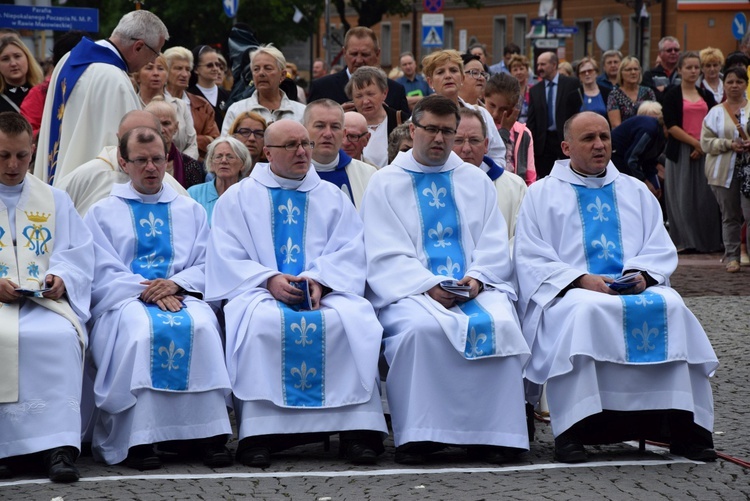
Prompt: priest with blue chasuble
<box><xmin>84</xmin><ymin>127</ymin><xmax>232</xmax><ymax>470</ymax></box>
<box><xmin>205</xmin><ymin>119</ymin><xmax>386</xmax><ymax>468</ymax></box>
<box><xmin>514</xmin><ymin>112</ymin><xmax>719</xmax><ymax>463</ymax></box>
<box><xmin>361</xmin><ymin>95</ymin><xmax>531</xmax><ymax>465</ymax></box>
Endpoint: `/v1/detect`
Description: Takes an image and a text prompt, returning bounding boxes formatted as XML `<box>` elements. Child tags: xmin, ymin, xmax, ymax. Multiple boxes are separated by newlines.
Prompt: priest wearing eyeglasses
<box><xmin>205</xmin><ymin>119</ymin><xmax>387</xmax><ymax>468</ymax></box>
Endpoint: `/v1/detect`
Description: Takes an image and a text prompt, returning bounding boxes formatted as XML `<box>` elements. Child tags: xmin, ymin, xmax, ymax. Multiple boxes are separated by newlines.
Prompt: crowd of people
<box><xmin>1</xmin><ymin>8</ymin><xmax>744</xmax><ymax>483</ymax></box>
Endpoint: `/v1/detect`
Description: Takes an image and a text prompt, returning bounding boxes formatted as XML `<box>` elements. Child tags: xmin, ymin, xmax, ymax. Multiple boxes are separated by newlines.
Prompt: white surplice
<box><xmin>84</xmin><ymin>182</ymin><xmax>231</xmax><ymax>465</ymax></box>
<box><xmin>361</xmin><ymin>151</ymin><xmax>530</xmax><ymax>449</ymax></box>
<box><xmin>0</xmin><ymin>178</ymin><xmax>94</xmax><ymax>460</ymax></box>
<box><xmin>205</xmin><ymin>163</ymin><xmax>386</xmax><ymax>440</ymax></box>
<box><xmin>514</xmin><ymin>160</ymin><xmax>719</xmax><ymax>436</ymax></box>
<box><xmin>35</xmin><ymin>41</ymin><xmax>141</xmax><ymax>186</ymax></box>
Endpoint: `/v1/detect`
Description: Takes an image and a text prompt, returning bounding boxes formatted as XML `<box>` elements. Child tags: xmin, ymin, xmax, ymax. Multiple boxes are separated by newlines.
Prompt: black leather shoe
<box><xmin>125</xmin><ymin>444</ymin><xmax>162</xmax><ymax>471</ymax></box>
<box><xmin>394</xmin><ymin>449</ymin><xmax>426</xmax><ymax>465</ymax></box>
<box><xmin>201</xmin><ymin>443</ymin><xmax>233</xmax><ymax>468</ymax></box>
<box><xmin>238</xmin><ymin>447</ymin><xmax>271</xmax><ymax>468</ymax></box>
<box><xmin>468</xmin><ymin>445</ymin><xmax>525</xmax><ymax>465</ymax></box>
<box><xmin>342</xmin><ymin>441</ymin><xmax>378</xmax><ymax>465</ymax></box>
<box><xmin>670</xmin><ymin>443</ymin><xmax>718</xmax><ymax>462</ymax></box>
<box><xmin>554</xmin><ymin>434</ymin><xmax>587</xmax><ymax>463</ymax></box>
<box><xmin>44</xmin><ymin>447</ymin><xmax>80</xmax><ymax>483</ymax></box>
<box><xmin>0</xmin><ymin>464</ymin><xmax>11</xmax><ymax>479</ymax></box>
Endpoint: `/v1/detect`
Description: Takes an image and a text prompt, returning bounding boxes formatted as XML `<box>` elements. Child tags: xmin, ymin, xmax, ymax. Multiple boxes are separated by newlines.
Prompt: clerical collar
<box><xmin>312</xmin><ymin>154</ymin><xmax>339</xmax><ymax>172</ymax></box>
<box><xmin>103</xmin><ymin>39</ymin><xmax>128</xmax><ymax>69</ymax></box>
<box><xmin>570</xmin><ymin>165</ymin><xmax>607</xmax><ymax>179</ymax></box>
<box><xmin>269</xmin><ymin>168</ymin><xmax>306</xmax><ymax>189</ymax></box>
<box><xmin>0</xmin><ymin>179</ymin><xmax>24</xmax><ymax>194</ymax></box>
<box><xmin>132</xmin><ymin>184</ymin><xmax>164</xmax><ymax>203</ymax></box>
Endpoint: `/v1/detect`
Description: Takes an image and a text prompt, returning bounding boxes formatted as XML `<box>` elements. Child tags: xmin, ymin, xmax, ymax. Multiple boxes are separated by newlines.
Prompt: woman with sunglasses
<box><xmin>228</xmin><ymin>111</ymin><xmax>267</xmax><ymax>172</ymax></box>
<box><xmin>564</xmin><ymin>56</ymin><xmax>610</xmax><ymax>122</ymax></box>
<box><xmin>188</xmin><ymin>45</ymin><xmax>229</xmax><ymax>131</ymax></box>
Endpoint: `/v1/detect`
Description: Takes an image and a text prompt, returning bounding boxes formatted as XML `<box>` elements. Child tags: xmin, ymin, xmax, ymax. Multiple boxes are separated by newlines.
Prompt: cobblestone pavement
<box><xmin>1</xmin><ymin>254</ymin><xmax>749</xmax><ymax>500</ymax></box>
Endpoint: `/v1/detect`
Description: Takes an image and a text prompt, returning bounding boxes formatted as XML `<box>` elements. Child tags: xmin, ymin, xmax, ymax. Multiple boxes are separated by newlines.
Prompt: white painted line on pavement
<box><xmin>0</xmin><ymin>457</ymin><xmax>701</xmax><ymax>488</ymax></box>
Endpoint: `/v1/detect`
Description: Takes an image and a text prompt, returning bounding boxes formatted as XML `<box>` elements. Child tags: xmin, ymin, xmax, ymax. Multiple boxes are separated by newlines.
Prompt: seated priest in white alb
<box><xmin>304</xmin><ymin>100</ymin><xmax>376</xmax><ymax>208</ymax></box>
<box><xmin>205</xmin><ymin>119</ymin><xmax>386</xmax><ymax>468</ymax></box>
<box><xmin>0</xmin><ymin>113</ymin><xmax>94</xmax><ymax>483</ymax></box>
<box><xmin>514</xmin><ymin>112</ymin><xmax>718</xmax><ymax>463</ymax></box>
<box><xmin>361</xmin><ymin>95</ymin><xmax>531</xmax><ymax>465</ymax></box>
<box><xmin>83</xmin><ymin>126</ymin><xmax>232</xmax><ymax>470</ymax></box>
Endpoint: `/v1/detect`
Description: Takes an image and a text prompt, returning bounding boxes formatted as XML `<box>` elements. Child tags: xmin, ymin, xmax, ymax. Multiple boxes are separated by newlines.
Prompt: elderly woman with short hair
<box><xmin>164</xmin><ymin>46</ymin><xmax>220</xmax><ymax>161</ymax></box>
<box><xmin>221</xmin><ymin>44</ymin><xmax>306</xmax><ymax>136</ymax></box>
<box><xmin>345</xmin><ymin>66</ymin><xmax>409</xmax><ymax>168</ymax></box>
<box><xmin>188</xmin><ymin>136</ymin><xmax>251</xmax><ymax>226</ymax></box>
<box><xmin>699</xmin><ymin>47</ymin><xmax>725</xmax><ymax>104</ymax></box>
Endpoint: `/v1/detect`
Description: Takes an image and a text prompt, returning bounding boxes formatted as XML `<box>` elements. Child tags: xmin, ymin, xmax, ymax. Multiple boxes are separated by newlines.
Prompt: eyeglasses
<box><xmin>266</xmin><ymin>141</ymin><xmax>315</xmax><ymax>151</ymax></box>
<box><xmin>213</xmin><ymin>153</ymin><xmax>238</xmax><ymax>162</ymax></box>
<box><xmin>579</xmin><ymin>68</ymin><xmax>596</xmax><ymax>76</ymax></box>
<box><xmin>453</xmin><ymin>137</ymin><xmax>485</xmax><ymax>146</ymax></box>
<box><xmin>200</xmin><ymin>62</ymin><xmax>221</xmax><ymax>69</ymax></box>
<box><xmin>131</xmin><ymin>38</ymin><xmax>160</xmax><ymax>57</ymax></box>
<box><xmin>233</xmin><ymin>128</ymin><xmax>265</xmax><ymax>139</ymax></box>
<box><xmin>345</xmin><ymin>131</ymin><xmax>369</xmax><ymax>142</ymax></box>
<box><xmin>413</xmin><ymin>120</ymin><xmax>457</xmax><ymax>138</ymax></box>
<box><xmin>124</xmin><ymin>156</ymin><xmax>167</xmax><ymax>168</ymax></box>
<box><xmin>465</xmin><ymin>69</ymin><xmax>489</xmax><ymax>80</ymax></box>
<box><xmin>664</xmin><ymin>48</ymin><xmax>680</xmax><ymax>53</ymax></box>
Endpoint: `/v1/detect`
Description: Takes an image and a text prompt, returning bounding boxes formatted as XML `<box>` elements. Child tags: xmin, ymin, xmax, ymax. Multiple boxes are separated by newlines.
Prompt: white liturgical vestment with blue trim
<box><xmin>514</xmin><ymin>160</ymin><xmax>718</xmax><ymax>436</ymax></box>
<box><xmin>362</xmin><ymin>151</ymin><xmax>530</xmax><ymax>449</ymax></box>
<box><xmin>84</xmin><ymin>182</ymin><xmax>231</xmax><ymax>465</ymax></box>
<box><xmin>205</xmin><ymin>164</ymin><xmax>386</xmax><ymax>439</ymax></box>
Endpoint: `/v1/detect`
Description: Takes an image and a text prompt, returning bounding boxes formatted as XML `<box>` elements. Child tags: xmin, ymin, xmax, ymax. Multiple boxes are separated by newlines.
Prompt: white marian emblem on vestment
<box><xmin>466</xmin><ymin>327</ymin><xmax>487</xmax><ymax>357</ymax></box>
<box><xmin>157</xmin><ymin>312</ymin><xmax>183</xmax><ymax>327</ymax></box>
<box><xmin>290</xmin><ymin>361</ymin><xmax>317</xmax><ymax>390</ymax></box>
<box><xmin>591</xmin><ymin>234</ymin><xmax>615</xmax><ymax>260</ymax></box>
<box><xmin>158</xmin><ymin>341</ymin><xmax>185</xmax><ymax>370</ymax></box>
<box><xmin>587</xmin><ymin>196</ymin><xmax>611</xmax><ymax>222</ymax></box>
<box><xmin>437</xmin><ymin>256</ymin><xmax>461</xmax><ymax>277</ymax></box>
<box><xmin>140</xmin><ymin>212</ymin><xmax>164</xmax><ymax>237</ymax></box>
<box><xmin>428</xmin><ymin>222</ymin><xmax>453</xmax><ymax>248</ymax></box>
<box><xmin>280</xmin><ymin>237</ymin><xmax>300</xmax><ymax>264</ymax></box>
<box><xmin>139</xmin><ymin>252</ymin><xmax>165</xmax><ymax>269</ymax></box>
<box><xmin>635</xmin><ymin>295</ymin><xmax>653</xmax><ymax>307</ymax></box>
<box><xmin>631</xmin><ymin>321</ymin><xmax>659</xmax><ymax>352</ymax></box>
<box><xmin>291</xmin><ymin>317</ymin><xmax>316</xmax><ymax>346</ymax></box>
<box><xmin>279</xmin><ymin>198</ymin><xmax>300</xmax><ymax>224</ymax></box>
<box><xmin>423</xmin><ymin>182</ymin><xmax>447</xmax><ymax>209</ymax></box>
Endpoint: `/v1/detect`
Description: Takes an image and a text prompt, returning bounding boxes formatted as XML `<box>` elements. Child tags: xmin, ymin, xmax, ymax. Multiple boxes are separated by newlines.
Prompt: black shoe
<box><xmin>468</xmin><ymin>445</ymin><xmax>525</xmax><ymax>465</ymax></box>
<box><xmin>342</xmin><ymin>441</ymin><xmax>378</xmax><ymax>465</ymax></box>
<box><xmin>44</xmin><ymin>447</ymin><xmax>80</xmax><ymax>483</ymax></box>
<box><xmin>0</xmin><ymin>464</ymin><xmax>11</xmax><ymax>479</ymax></box>
<box><xmin>554</xmin><ymin>433</ymin><xmax>587</xmax><ymax>463</ymax></box>
<box><xmin>201</xmin><ymin>443</ymin><xmax>233</xmax><ymax>468</ymax></box>
<box><xmin>670</xmin><ymin>443</ymin><xmax>718</xmax><ymax>462</ymax></box>
<box><xmin>125</xmin><ymin>444</ymin><xmax>162</xmax><ymax>471</ymax></box>
<box><xmin>394</xmin><ymin>449</ymin><xmax>426</xmax><ymax>465</ymax></box>
<box><xmin>238</xmin><ymin>447</ymin><xmax>271</xmax><ymax>468</ymax></box>
<box><xmin>394</xmin><ymin>442</ymin><xmax>445</xmax><ymax>465</ymax></box>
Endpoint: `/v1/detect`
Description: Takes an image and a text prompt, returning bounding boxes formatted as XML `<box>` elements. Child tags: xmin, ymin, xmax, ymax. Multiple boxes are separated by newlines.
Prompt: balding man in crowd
<box><xmin>342</xmin><ymin>111</ymin><xmax>372</xmax><ymax>164</ymax></box>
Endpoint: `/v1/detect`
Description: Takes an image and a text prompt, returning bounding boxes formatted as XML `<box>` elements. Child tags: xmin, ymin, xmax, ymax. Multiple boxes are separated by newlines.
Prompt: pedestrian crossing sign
<box><xmin>423</xmin><ymin>26</ymin><xmax>444</xmax><ymax>47</ymax></box>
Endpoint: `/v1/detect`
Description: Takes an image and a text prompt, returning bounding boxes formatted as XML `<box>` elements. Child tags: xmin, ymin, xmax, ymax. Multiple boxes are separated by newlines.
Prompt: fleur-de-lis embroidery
<box><xmin>423</xmin><ymin>182</ymin><xmax>447</xmax><ymax>209</ymax></box>
<box><xmin>591</xmin><ymin>234</ymin><xmax>616</xmax><ymax>260</ymax></box>
<box><xmin>291</xmin><ymin>317</ymin><xmax>316</xmax><ymax>346</ymax></box>
<box><xmin>280</xmin><ymin>237</ymin><xmax>301</xmax><ymax>264</ymax></box>
<box><xmin>27</xmin><ymin>263</ymin><xmax>39</xmax><ymax>278</ymax></box>
<box><xmin>158</xmin><ymin>341</ymin><xmax>185</xmax><ymax>370</ymax></box>
<box><xmin>279</xmin><ymin>198</ymin><xmax>301</xmax><ymax>224</ymax></box>
<box><xmin>157</xmin><ymin>312</ymin><xmax>183</xmax><ymax>327</ymax></box>
<box><xmin>437</xmin><ymin>256</ymin><xmax>461</xmax><ymax>277</ymax></box>
<box><xmin>140</xmin><ymin>212</ymin><xmax>164</xmax><ymax>238</ymax></box>
<box><xmin>634</xmin><ymin>294</ymin><xmax>654</xmax><ymax>307</ymax></box>
<box><xmin>290</xmin><ymin>361</ymin><xmax>317</xmax><ymax>390</ymax></box>
<box><xmin>0</xmin><ymin>263</ymin><xmax>8</xmax><ymax>278</ymax></box>
<box><xmin>139</xmin><ymin>252</ymin><xmax>165</xmax><ymax>269</ymax></box>
<box><xmin>466</xmin><ymin>327</ymin><xmax>488</xmax><ymax>357</ymax></box>
<box><xmin>428</xmin><ymin>222</ymin><xmax>453</xmax><ymax>248</ymax></box>
<box><xmin>587</xmin><ymin>196</ymin><xmax>611</xmax><ymax>222</ymax></box>
<box><xmin>631</xmin><ymin>321</ymin><xmax>660</xmax><ymax>352</ymax></box>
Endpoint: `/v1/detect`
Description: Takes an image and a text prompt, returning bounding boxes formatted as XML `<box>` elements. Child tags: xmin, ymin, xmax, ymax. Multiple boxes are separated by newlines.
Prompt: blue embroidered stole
<box><xmin>126</xmin><ymin>199</ymin><xmax>193</xmax><ymax>390</ymax></box>
<box><xmin>47</xmin><ymin>38</ymin><xmax>128</xmax><ymax>184</ymax></box>
<box><xmin>572</xmin><ymin>183</ymin><xmax>667</xmax><ymax>362</ymax></box>
<box><xmin>483</xmin><ymin>155</ymin><xmax>504</xmax><ymax>182</ymax></box>
<box><xmin>408</xmin><ymin>170</ymin><xmax>495</xmax><ymax>359</ymax></box>
<box><xmin>316</xmin><ymin>151</ymin><xmax>355</xmax><ymax>204</ymax></box>
<box><xmin>268</xmin><ymin>188</ymin><xmax>325</xmax><ymax>407</ymax></box>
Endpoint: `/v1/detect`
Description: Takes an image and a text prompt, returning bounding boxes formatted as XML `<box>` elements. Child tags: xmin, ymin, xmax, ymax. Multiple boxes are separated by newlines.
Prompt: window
<box><xmin>492</xmin><ymin>17</ymin><xmax>507</xmax><ymax>66</ymax></box>
<box><xmin>513</xmin><ymin>16</ymin><xmax>527</xmax><ymax>54</ymax></box>
<box><xmin>400</xmin><ymin>21</ymin><xmax>412</xmax><ymax>55</ymax></box>
<box><xmin>381</xmin><ymin>23</ymin><xmax>392</xmax><ymax>66</ymax></box>
<box><xmin>629</xmin><ymin>14</ymin><xmax>651</xmax><ymax>69</ymax></box>
<box><xmin>573</xmin><ymin>19</ymin><xmax>593</xmax><ymax>60</ymax></box>
<box><xmin>444</xmin><ymin>19</ymin><xmax>454</xmax><ymax>49</ymax></box>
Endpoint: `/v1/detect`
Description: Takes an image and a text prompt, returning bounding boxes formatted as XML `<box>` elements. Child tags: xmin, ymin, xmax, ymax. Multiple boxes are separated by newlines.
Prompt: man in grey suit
<box><xmin>526</xmin><ymin>51</ymin><xmax>580</xmax><ymax>178</ymax></box>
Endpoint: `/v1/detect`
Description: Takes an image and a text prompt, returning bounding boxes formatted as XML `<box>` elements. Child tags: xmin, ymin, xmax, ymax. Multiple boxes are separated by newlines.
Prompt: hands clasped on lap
<box><xmin>140</xmin><ymin>279</ymin><xmax>183</xmax><ymax>312</ymax></box>
<box><xmin>267</xmin><ymin>274</ymin><xmax>322</xmax><ymax>310</ymax></box>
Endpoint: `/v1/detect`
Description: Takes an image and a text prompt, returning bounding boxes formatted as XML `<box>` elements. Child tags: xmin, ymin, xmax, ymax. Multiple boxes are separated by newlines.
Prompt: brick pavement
<box><xmin>1</xmin><ymin>255</ymin><xmax>749</xmax><ymax>500</ymax></box>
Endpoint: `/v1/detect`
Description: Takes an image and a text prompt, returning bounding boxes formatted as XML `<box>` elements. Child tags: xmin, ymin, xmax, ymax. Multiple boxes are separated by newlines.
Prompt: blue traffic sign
<box><xmin>422</xmin><ymin>25</ymin><xmax>444</xmax><ymax>47</ymax></box>
<box><xmin>223</xmin><ymin>0</ymin><xmax>239</xmax><ymax>18</ymax></box>
<box><xmin>550</xmin><ymin>26</ymin><xmax>579</xmax><ymax>35</ymax></box>
<box><xmin>732</xmin><ymin>12</ymin><xmax>747</xmax><ymax>41</ymax></box>
<box><xmin>0</xmin><ymin>5</ymin><xmax>98</xmax><ymax>32</ymax></box>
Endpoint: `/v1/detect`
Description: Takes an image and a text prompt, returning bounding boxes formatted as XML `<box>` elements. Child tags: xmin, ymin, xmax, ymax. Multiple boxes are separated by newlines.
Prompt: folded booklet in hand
<box><xmin>440</xmin><ymin>280</ymin><xmax>472</xmax><ymax>298</ymax></box>
<box><xmin>608</xmin><ymin>272</ymin><xmax>642</xmax><ymax>292</ymax></box>
<box><xmin>14</xmin><ymin>288</ymin><xmax>51</xmax><ymax>298</ymax></box>
<box><xmin>290</xmin><ymin>279</ymin><xmax>313</xmax><ymax>310</ymax></box>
